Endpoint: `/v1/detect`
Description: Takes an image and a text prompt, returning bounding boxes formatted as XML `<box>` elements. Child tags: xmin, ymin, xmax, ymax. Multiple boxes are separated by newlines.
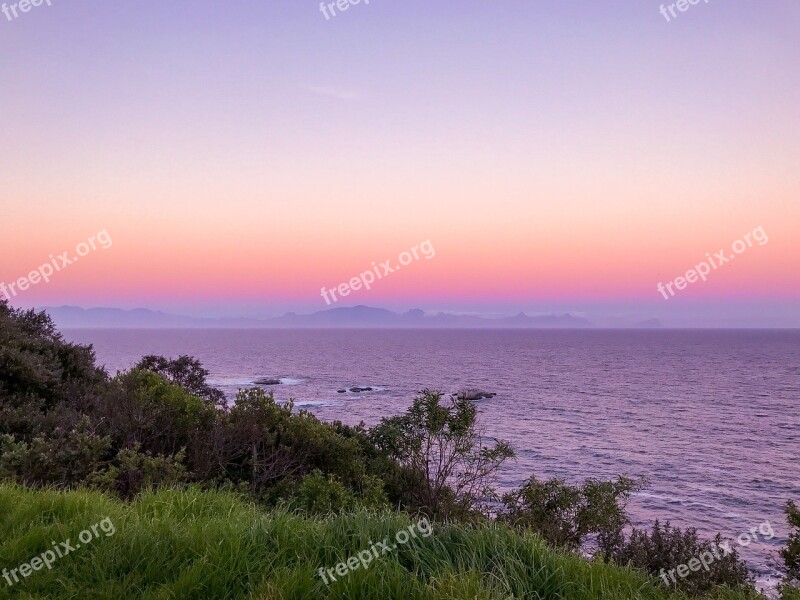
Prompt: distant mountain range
<box><xmin>269</xmin><ymin>307</ymin><xmax>595</xmax><ymax>329</ymax></box>
<box><xmin>41</xmin><ymin>305</ymin><xmax>612</xmax><ymax>329</ymax></box>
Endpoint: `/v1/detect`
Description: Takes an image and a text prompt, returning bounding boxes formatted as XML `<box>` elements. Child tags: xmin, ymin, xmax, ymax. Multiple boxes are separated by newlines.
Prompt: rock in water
<box><xmin>254</xmin><ymin>378</ymin><xmax>281</xmax><ymax>385</ymax></box>
<box><xmin>453</xmin><ymin>388</ymin><xmax>496</xmax><ymax>400</ymax></box>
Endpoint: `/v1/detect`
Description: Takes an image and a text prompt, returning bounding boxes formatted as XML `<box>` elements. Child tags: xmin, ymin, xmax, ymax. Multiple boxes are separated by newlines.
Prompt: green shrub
<box><xmin>288</xmin><ymin>470</ymin><xmax>389</xmax><ymax>515</ymax></box>
<box><xmin>501</xmin><ymin>474</ymin><xmax>646</xmax><ymax>553</ymax></box>
<box><xmin>90</xmin><ymin>445</ymin><xmax>188</xmax><ymax>499</ymax></box>
<box><xmin>134</xmin><ymin>354</ymin><xmax>225</xmax><ymax>405</ymax></box>
<box><xmin>291</xmin><ymin>470</ymin><xmax>357</xmax><ymax>514</ymax></box>
<box><xmin>608</xmin><ymin>520</ymin><xmax>753</xmax><ymax>596</ymax></box>
<box><xmin>0</xmin><ymin>418</ymin><xmax>111</xmax><ymax>487</ymax></box>
<box><xmin>100</xmin><ymin>369</ymin><xmax>217</xmax><ymax>458</ymax></box>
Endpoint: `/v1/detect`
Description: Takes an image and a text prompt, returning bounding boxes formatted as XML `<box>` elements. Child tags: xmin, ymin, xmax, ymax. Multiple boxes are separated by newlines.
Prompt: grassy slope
<box><xmin>0</xmin><ymin>485</ymin><xmax>757</xmax><ymax>600</ymax></box>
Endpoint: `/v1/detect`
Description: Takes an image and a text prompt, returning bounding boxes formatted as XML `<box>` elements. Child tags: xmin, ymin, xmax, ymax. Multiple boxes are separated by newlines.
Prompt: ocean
<box><xmin>62</xmin><ymin>328</ymin><xmax>800</xmax><ymax>586</ymax></box>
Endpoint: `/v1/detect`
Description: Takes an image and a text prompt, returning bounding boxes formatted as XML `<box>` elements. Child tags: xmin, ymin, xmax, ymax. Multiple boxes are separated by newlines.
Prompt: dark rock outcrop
<box><xmin>452</xmin><ymin>388</ymin><xmax>496</xmax><ymax>400</ymax></box>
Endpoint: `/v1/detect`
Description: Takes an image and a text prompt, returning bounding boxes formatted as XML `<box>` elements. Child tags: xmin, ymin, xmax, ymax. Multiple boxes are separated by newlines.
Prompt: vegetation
<box><xmin>607</xmin><ymin>521</ymin><xmax>753</xmax><ymax>596</ymax></box>
<box><xmin>0</xmin><ymin>301</ymin><xmax>393</xmax><ymax>507</ymax></box>
<box><xmin>0</xmin><ymin>299</ymin><xmax>796</xmax><ymax>598</ymax></box>
<box><xmin>500</xmin><ymin>474</ymin><xmax>646</xmax><ymax>553</ymax></box>
<box><xmin>370</xmin><ymin>389</ymin><xmax>514</xmax><ymax>520</ymax></box>
<box><xmin>781</xmin><ymin>501</ymin><xmax>800</xmax><ymax>597</ymax></box>
<box><xmin>0</xmin><ymin>484</ymin><xmax>765</xmax><ymax>600</ymax></box>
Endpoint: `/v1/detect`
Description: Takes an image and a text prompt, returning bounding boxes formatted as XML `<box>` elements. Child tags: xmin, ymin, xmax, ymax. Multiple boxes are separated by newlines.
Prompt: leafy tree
<box><xmin>370</xmin><ymin>389</ymin><xmax>514</xmax><ymax>519</ymax></box>
<box><xmin>0</xmin><ymin>300</ymin><xmax>106</xmax><ymax>438</ymax></box>
<box><xmin>222</xmin><ymin>388</ymin><xmax>308</xmax><ymax>492</ymax></box>
<box><xmin>501</xmin><ymin>474</ymin><xmax>647</xmax><ymax>553</ymax></box>
<box><xmin>135</xmin><ymin>355</ymin><xmax>225</xmax><ymax>405</ymax></box>
<box><xmin>100</xmin><ymin>368</ymin><xmax>217</xmax><ymax>458</ymax></box>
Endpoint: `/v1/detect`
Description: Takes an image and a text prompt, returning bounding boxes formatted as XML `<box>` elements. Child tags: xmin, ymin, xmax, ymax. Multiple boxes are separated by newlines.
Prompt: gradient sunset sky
<box><xmin>1</xmin><ymin>0</ymin><xmax>798</xmax><ymax>326</ymax></box>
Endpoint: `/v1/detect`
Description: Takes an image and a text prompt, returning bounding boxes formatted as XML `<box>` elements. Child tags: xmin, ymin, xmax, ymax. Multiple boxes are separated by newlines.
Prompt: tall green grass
<box><xmin>0</xmin><ymin>485</ymin><xmax>759</xmax><ymax>600</ymax></box>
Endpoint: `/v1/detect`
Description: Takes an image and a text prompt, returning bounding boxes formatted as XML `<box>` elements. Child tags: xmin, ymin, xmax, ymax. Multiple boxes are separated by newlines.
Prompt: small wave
<box><xmin>207</xmin><ymin>377</ymin><xmax>260</xmax><ymax>387</ymax></box>
<box><xmin>291</xmin><ymin>400</ymin><xmax>334</xmax><ymax>408</ymax></box>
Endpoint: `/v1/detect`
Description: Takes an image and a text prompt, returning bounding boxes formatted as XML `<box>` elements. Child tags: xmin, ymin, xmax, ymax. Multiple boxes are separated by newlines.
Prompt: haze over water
<box><xmin>63</xmin><ymin>327</ymin><xmax>800</xmax><ymax>586</ymax></box>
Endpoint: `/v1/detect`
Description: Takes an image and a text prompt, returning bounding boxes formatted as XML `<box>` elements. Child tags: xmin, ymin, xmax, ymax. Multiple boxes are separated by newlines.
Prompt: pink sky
<box><xmin>1</xmin><ymin>1</ymin><xmax>798</xmax><ymax>325</ymax></box>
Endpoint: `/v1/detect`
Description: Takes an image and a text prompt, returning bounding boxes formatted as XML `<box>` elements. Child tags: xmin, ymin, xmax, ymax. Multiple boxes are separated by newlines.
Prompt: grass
<box><xmin>0</xmin><ymin>484</ymin><xmax>761</xmax><ymax>600</ymax></box>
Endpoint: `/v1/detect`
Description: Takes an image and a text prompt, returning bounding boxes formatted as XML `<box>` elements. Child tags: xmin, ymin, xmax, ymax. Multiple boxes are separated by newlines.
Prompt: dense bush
<box><xmin>89</xmin><ymin>445</ymin><xmax>188</xmax><ymax>499</ymax></box>
<box><xmin>100</xmin><ymin>368</ymin><xmax>217</xmax><ymax>457</ymax></box>
<box><xmin>608</xmin><ymin>521</ymin><xmax>752</xmax><ymax>596</ymax></box>
<box><xmin>0</xmin><ymin>303</ymin><xmax>105</xmax><ymax>406</ymax></box>
<box><xmin>189</xmin><ymin>387</ymin><xmax>390</xmax><ymax>506</ymax></box>
<box><xmin>0</xmin><ymin>302</ymin><xmax>106</xmax><ymax>441</ymax></box>
<box><xmin>286</xmin><ymin>469</ymin><xmax>388</xmax><ymax>515</ymax></box>
<box><xmin>0</xmin><ymin>418</ymin><xmax>110</xmax><ymax>487</ymax></box>
<box><xmin>500</xmin><ymin>474</ymin><xmax>647</xmax><ymax>554</ymax></box>
<box><xmin>134</xmin><ymin>354</ymin><xmax>225</xmax><ymax>405</ymax></box>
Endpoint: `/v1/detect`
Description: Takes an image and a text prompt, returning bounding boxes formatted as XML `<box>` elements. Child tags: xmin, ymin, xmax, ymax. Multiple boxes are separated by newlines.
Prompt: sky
<box><xmin>0</xmin><ymin>0</ymin><xmax>798</xmax><ymax>326</ymax></box>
